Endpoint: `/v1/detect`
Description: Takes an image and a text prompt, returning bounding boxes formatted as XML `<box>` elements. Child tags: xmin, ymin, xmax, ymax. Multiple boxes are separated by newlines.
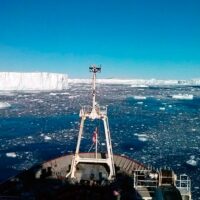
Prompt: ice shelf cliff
<box><xmin>0</xmin><ymin>72</ymin><xmax>68</xmax><ymax>90</ymax></box>
<box><xmin>68</xmin><ymin>78</ymin><xmax>200</xmax><ymax>86</ymax></box>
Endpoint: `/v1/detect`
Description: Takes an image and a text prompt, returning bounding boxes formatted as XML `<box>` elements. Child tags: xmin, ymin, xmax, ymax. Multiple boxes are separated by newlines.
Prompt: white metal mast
<box><xmin>66</xmin><ymin>65</ymin><xmax>115</xmax><ymax>181</ymax></box>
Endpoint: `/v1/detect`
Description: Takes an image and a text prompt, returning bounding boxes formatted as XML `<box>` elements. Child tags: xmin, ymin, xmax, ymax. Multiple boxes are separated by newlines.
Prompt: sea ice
<box><xmin>133</xmin><ymin>96</ymin><xmax>147</xmax><ymax>100</ymax></box>
<box><xmin>186</xmin><ymin>159</ymin><xmax>198</xmax><ymax>166</ymax></box>
<box><xmin>135</xmin><ymin>133</ymin><xmax>148</xmax><ymax>142</ymax></box>
<box><xmin>186</xmin><ymin>155</ymin><xmax>198</xmax><ymax>166</ymax></box>
<box><xmin>0</xmin><ymin>102</ymin><xmax>11</xmax><ymax>109</ymax></box>
<box><xmin>138</xmin><ymin>137</ymin><xmax>148</xmax><ymax>142</ymax></box>
<box><xmin>159</xmin><ymin>107</ymin><xmax>165</xmax><ymax>111</ymax></box>
<box><xmin>6</xmin><ymin>152</ymin><xmax>17</xmax><ymax>158</ymax></box>
<box><xmin>131</xmin><ymin>84</ymin><xmax>149</xmax><ymax>88</ymax></box>
<box><xmin>172</xmin><ymin>94</ymin><xmax>193</xmax><ymax>100</ymax></box>
<box><xmin>44</xmin><ymin>135</ymin><xmax>52</xmax><ymax>140</ymax></box>
<box><xmin>49</xmin><ymin>93</ymin><xmax>57</xmax><ymax>96</ymax></box>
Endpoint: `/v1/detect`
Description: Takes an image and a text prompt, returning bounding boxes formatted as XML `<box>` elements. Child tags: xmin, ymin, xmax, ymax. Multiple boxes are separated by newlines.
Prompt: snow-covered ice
<box><xmin>172</xmin><ymin>94</ymin><xmax>193</xmax><ymax>100</ymax></box>
<box><xmin>44</xmin><ymin>135</ymin><xmax>52</xmax><ymax>140</ymax></box>
<box><xmin>68</xmin><ymin>78</ymin><xmax>200</xmax><ymax>86</ymax></box>
<box><xmin>0</xmin><ymin>72</ymin><xmax>68</xmax><ymax>90</ymax></box>
<box><xmin>159</xmin><ymin>107</ymin><xmax>166</xmax><ymax>111</ymax></box>
<box><xmin>186</xmin><ymin>159</ymin><xmax>198</xmax><ymax>166</ymax></box>
<box><xmin>135</xmin><ymin>134</ymin><xmax>148</xmax><ymax>142</ymax></box>
<box><xmin>0</xmin><ymin>102</ymin><xmax>11</xmax><ymax>109</ymax></box>
<box><xmin>131</xmin><ymin>84</ymin><xmax>149</xmax><ymax>88</ymax></box>
<box><xmin>186</xmin><ymin>155</ymin><xmax>198</xmax><ymax>166</ymax></box>
<box><xmin>133</xmin><ymin>96</ymin><xmax>147</xmax><ymax>100</ymax></box>
<box><xmin>6</xmin><ymin>152</ymin><xmax>17</xmax><ymax>158</ymax></box>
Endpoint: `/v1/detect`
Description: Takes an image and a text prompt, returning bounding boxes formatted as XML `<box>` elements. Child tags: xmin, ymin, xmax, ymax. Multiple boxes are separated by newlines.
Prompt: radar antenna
<box><xmin>89</xmin><ymin>64</ymin><xmax>101</xmax><ymax>119</ymax></box>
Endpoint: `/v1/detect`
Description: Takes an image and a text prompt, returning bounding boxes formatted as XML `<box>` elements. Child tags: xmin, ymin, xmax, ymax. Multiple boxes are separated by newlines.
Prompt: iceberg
<box><xmin>69</xmin><ymin>78</ymin><xmax>200</xmax><ymax>86</ymax></box>
<box><xmin>0</xmin><ymin>72</ymin><xmax>68</xmax><ymax>91</ymax></box>
<box><xmin>68</xmin><ymin>78</ymin><xmax>179</xmax><ymax>85</ymax></box>
<box><xmin>68</xmin><ymin>78</ymin><xmax>183</xmax><ymax>86</ymax></box>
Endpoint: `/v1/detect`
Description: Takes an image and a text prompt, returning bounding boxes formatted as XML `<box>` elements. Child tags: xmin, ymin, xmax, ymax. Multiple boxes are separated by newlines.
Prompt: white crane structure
<box><xmin>66</xmin><ymin>65</ymin><xmax>115</xmax><ymax>181</ymax></box>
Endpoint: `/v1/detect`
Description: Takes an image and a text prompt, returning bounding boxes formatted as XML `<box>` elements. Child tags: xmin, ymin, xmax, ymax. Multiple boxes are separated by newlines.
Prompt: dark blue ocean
<box><xmin>0</xmin><ymin>84</ymin><xmax>200</xmax><ymax>199</ymax></box>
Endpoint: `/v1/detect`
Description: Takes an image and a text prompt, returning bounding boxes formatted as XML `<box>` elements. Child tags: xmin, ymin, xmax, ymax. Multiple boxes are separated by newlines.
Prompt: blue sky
<box><xmin>0</xmin><ymin>0</ymin><xmax>200</xmax><ymax>79</ymax></box>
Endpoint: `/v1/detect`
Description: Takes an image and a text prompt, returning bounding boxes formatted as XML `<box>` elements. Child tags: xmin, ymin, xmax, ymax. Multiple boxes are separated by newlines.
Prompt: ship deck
<box><xmin>0</xmin><ymin>153</ymin><xmax>147</xmax><ymax>199</ymax></box>
<box><xmin>0</xmin><ymin>153</ymin><xmax>191</xmax><ymax>200</ymax></box>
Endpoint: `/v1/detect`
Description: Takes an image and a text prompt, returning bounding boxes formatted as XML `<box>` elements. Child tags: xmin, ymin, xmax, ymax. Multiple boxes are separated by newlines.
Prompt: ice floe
<box><xmin>6</xmin><ymin>152</ymin><xmax>17</xmax><ymax>158</ymax></box>
<box><xmin>159</xmin><ymin>107</ymin><xmax>165</xmax><ymax>111</ymax></box>
<box><xmin>0</xmin><ymin>102</ymin><xmax>11</xmax><ymax>109</ymax></box>
<box><xmin>172</xmin><ymin>94</ymin><xmax>193</xmax><ymax>100</ymax></box>
<box><xmin>135</xmin><ymin>133</ymin><xmax>148</xmax><ymax>142</ymax></box>
<box><xmin>49</xmin><ymin>93</ymin><xmax>57</xmax><ymax>96</ymax></box>
<box><xmin>44</xmin><ymin>135</ymin><xmax>52</xmax><ymax>140</ymax></box>
<box><xmin>133</xmin><ymin>96</ymin><xmax>147</xmax><ymax>100</ymax></box>
<box><xmin>137</xmin><ymin>102</ymin><xmax>144</xmax><ymax>105</ymax></box>
<box><xmin>138</xmin><ymin>137</ymin><xmax>148</xmax><ymax>142</ymax></box>
<box><xmin>186</xmin><ymin>155</ymin><xmax>198</xmax><ymax>166</ymax></box>
<box><xmin>131</xmin><ymin>84</ymin><xmax>149</xmax><ymax>88</ymax></box>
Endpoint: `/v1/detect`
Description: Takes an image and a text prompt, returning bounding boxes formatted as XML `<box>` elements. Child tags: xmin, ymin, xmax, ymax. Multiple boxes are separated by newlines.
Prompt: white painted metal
<box><xmin>66</xmin><ymin>65</ymin><xmax>115</xmax><ymax>180</ymax></box>
<box><xmin>176</xmin><ymin>174</ymin><xmax>192</xmax><ymax>200</ymax></box>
